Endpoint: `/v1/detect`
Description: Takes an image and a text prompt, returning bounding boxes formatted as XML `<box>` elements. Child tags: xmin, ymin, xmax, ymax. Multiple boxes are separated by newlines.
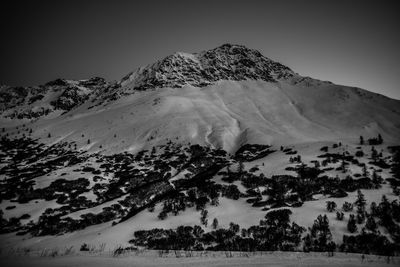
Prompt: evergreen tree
<box><xmin>267</xmin><ymin>178</ymin><xmax>286</xmax><ymax>206</ymax></box>
<box><xmin>391</xmin><ymin>150</ymin><xmax>400</xmax><ymax>180</ymax></box>
<box><xmin>354</xmin><ymin>189</ymin><xmax>366</xmax><ymax>215</ymax></box>
<box><xmin>371</xmin><ymin>146</ymin><xmax>378</xmax><ymax>161</ymax></box>
<box><xmin>370</xmin><ymin>202</ymin><xmax>378</xmax><ymax>217</ymax></box>
<box><xmin>326</xmin><ymin>201</ymin><xmax>337</xmax><ymax>212</ymax></box>
<box><xmin>365</xmin><ymin>215</ymin><xmax>377</xmax><ymax>233</ymax></box>
<box><xmin>356</xmin><ymin>212</ymin><xmax>365</xmax><ymax>224</ymax></box>
<box><xmin>362</xmin><ymin>165</ymin><xmax>369</xmax><ymax>178</ymax></box>
<box><xmin>347</xmin><ymin>214</ymin><xmax>357</xmax><ymax>233</ymax></box>
<box><xmin>372</xmin><ymin>170</ymin><xmax>382</xmax><ymax>188</ymax></box>
<box><xmin>336</xmin><ymin>211</ymin><xmax>344</xmax><ymax>221</ymax></box>
<box><xmin>308</xmin><ymin>215</ymin><xmax>333</xmax><ymax>251</ymax></box>
<box><xmin>241</xmin><ymin>228</ymin><xmax>248</xmax><ymax>237</ymax></box>
<box><xmin>341</xmin><ymin>160</ymin><xmax>347</xmax><ymax>173</ymax></box>
<box><xmin>342</xmin><ymin>201</ymin><xmax>353</xmax><ymax>212</ymax></box>
<box><xmin>360</xmin><ymin>135</ymin><xmax>364</xmax><ymax>145</ymax></box>
<box><xmin>158</xmin><ymin>210</ymin><xmax>167</xmax><ymax>220</ymax></box>
<box><xmin>212</xmin><ymin>218</ymin><xmax>218</xmax><ymax>229</ymax></box>
<box><xmin>200</xmin><ymin>209</ymin><xmax>208</xmax><ymax>227</ymax></box>
<box><xmin>229</xmin><ymin>222</ymin><xmax>240</xmax><ymax>234</ymax></box>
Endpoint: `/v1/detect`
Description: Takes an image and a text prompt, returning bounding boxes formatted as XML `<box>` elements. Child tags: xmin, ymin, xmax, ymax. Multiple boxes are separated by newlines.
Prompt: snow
<box><xmin>1</xmin><ymin>199</ymin><xmax>61</xmax><ymax>224</ymax></box>
<box><xmin>0</xmin><ymin>251</ymin><xmax>398</xmax><ymax>267</ymax></box>
<box><xmin>3</xmin><ymin>77</ymin><xmax>398</xmax><ymax>155</ymax></box>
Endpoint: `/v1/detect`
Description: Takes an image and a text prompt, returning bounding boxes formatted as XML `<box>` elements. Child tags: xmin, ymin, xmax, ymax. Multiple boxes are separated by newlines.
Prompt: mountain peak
<box><xmin>120</xmin><ymin>44</ymin><xmax>294</xmax><ymax>90</ymax></box>
<box><xmin>208</xmin><ymin>43</ymin><xmax>263</xmax><ymax>56</ymax></box>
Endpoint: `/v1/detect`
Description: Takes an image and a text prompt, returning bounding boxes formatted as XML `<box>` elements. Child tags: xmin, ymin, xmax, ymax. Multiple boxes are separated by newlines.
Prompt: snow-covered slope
<box><xmin>1</xmin><ymin>44</ymin><xmax>399</xmax><ymax>154</ymax></box>
<box><xmin>1</xmin><ymin>44</ymin><xmax>400</xmax><ymax>255</ymax></box>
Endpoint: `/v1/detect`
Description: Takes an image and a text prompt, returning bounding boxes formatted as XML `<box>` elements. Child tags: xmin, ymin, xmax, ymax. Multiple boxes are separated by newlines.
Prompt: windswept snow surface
<box><xmin>2</xmin><ymin>79</ymin><xmax>399</xmax><ymax>155</ymax></box>
<box><xmin>1</xmin><ymin>251</ymin><xmax>399</xmax><ymax>267</ymax></box>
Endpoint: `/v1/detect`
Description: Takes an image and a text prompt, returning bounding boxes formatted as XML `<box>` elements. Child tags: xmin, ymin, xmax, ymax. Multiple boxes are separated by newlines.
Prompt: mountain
<box><xmin>1</xmin><ymin>44</ymin><xmax>400</xmax><ymax>256</ymax></box>
<box><xmin>1</xmin><ymin>44</ymin><xmax>399</xmax><ymax>154</ymax></box>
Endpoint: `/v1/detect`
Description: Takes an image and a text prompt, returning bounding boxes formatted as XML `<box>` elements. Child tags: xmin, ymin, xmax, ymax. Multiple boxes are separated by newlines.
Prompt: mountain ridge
<box><xmin>0</xmin><ymin>44</ymin><xmax>399</xmax><ymax>154</ymax></box>
<box><xmin>1</xmin><ymin>44</ymin><xmax>400</xmax><ymax>255</ymax></box>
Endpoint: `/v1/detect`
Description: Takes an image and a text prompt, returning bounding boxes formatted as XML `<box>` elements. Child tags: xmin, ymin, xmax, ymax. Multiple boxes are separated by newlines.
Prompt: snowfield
<box><xmin>0</xmin><ymin>251</ymin><xmax>399</xmax><ymax>267</ymax></box>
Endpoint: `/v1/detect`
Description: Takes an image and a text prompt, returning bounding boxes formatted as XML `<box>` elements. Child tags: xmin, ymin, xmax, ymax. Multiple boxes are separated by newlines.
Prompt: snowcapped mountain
<box><xmin>1</xmin><ymin>44</ymin><xmax>399</xmax><ymax>154</ymax></box>
<box><xmin>1</xmin><ymin>44</ymin><xmax>400</xmax><ymax>255</ymax></box>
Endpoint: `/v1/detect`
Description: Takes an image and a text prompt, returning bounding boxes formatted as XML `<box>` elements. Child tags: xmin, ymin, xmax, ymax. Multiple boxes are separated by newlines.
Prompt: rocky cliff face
<box><xmin>0</xmin><ymin>77</ymin><xmax>110</xmax><ymax>119</ymax></box>
<box><xmin>120</xmin><ymin>44</ymin><xmax>294</xmax><ymax>90</ymax></box>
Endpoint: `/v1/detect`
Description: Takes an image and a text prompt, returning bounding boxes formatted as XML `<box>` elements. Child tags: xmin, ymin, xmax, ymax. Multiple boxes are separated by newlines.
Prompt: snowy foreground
<box><xmin>0</xmin><ymin>251</ymin><xmax>399</xmax><ymax>267</ymax></box>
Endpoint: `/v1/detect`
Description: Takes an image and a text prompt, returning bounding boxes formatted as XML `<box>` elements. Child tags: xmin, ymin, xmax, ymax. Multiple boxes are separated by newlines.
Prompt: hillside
<box><xmin>1</xmin><ymin>44</ymin><xmax>400</xmax><ymax>260</ymax></box>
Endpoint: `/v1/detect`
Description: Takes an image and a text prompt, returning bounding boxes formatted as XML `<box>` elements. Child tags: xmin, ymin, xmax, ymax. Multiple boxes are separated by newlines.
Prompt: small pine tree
<box><xmin>158</xmin><ymin>210</ymin><xmax>167</xmax><ymax>220</ymax></box>
<box><xmin>393</xmin><ymin>186</ymin><xmax>400</xmax><ymax>196</ymax></box>
<box><xmin>360</xmin><ymin>135</ymin><xmax>364</xmax><ymax>145</ymax></box>
<box><xmin>326</xmin><ymin>201</ymin><xmax>337</xmax><ymax>212</ymax></box>
<box><xmin>87</xmin><ymin>139</ymin><xmax>91</xmax><ymax>144</ymax></box>
<box><xmin>308</xmin><ymin>214</ymin><xmax>333</xmax><ymax>251</ymax></box>
<box><xmin>347</xmin><ymin>214</ymin><xmax>357</xmax><ymax>233</ymax></box>
<box><xmin>342</xmin><ymin>201</ymin><xmax>353</xmax><ymax>212</ymax></box>
<box><xmin>48</xmin><ymin>133</ymin><xmax>51</xmax><ymax>138</ymax></box>
<box><xmin>355</xmin><ymin>189</ymin><xmax>366</xmax><ymax>215</ymax></box>
<box><xmin>372</xmin><ymin>170</ymin><xmax>382</xmax><ymax>188</ymax></box>
<box><xmin>212</xmin><ymin>218</ymin><xmax>219</xmax><ymax>229</ymax></box>
<box><xmin>147</xmin><ymin>202</ymin><xmax>155</xmax><ymax>212</ymax></box>
<box><xmin>314</xmin><ymin>161</ymin><xmax>320</xmax><ymax>168</ymax></box>
<box><xmin>200</xmin><ymin>209</ymin><xmax>208</xmax><ymax>227</ymax></box>
<box><xmin>229</xmin><ymin>222</ymin><xmax>240</xmax><ymax>233</ymax></box>
<box><xmin>370</xmin><ymin>202</ymin><xmax>378</xmax><ymax>216</ymax></box>
<box><xmin>341</xmin><ymin>160</ymin><xmax>347</xmax><ymax>173</ymax></box>
<box><xmin>362</xmin><ymin>165</ymin><xmax>369</xmax><ymax>178</ymax></box>
<box><xmin>356</xmin><ymin>212</ymin><xmax>365</xmax><ymax>224</ymax></box>
<box><xmin>371</xmin><ymin>146</ymin><xmax>378</xmax><ymax>161</ymax></box>
<box><xmin>392</xmin><ymin>150</ymin><xmax>400</xmax><ymax>180</ymax></box>
<box><xmin>336</xmin><ymin>211</ymin><xmax>344</xmax><ymax>220</ymax></box>
<box><xmin>241</xmin><ymin>228</ymin><xmax>248</xmax><ymax>237</ymax></box>
<box><xmin>365</xmin><ymin>215</ymin><xmax>377</xmax><ymax>232</ymax></box>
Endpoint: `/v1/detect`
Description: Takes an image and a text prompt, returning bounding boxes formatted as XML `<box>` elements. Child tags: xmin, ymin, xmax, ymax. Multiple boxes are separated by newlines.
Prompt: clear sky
<box><xmin>1</xmin><ymin>0</ymin><xmax>399</xmax><ymax>99</ymax></box>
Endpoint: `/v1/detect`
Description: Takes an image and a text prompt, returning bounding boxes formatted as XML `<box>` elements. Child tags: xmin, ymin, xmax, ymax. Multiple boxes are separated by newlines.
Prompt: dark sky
<box><xmin>1</xmin><ymin>0</ymin><xmax>399</xmax><ymax>99</ymax></box>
